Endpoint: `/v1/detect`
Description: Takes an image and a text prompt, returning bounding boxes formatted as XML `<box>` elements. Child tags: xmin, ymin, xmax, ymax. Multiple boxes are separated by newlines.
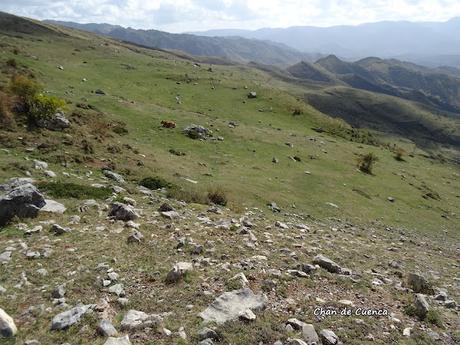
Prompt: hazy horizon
<box><xmin>1</xmin><ymin>0</ymin><xmax>460</xmax><ymax>33</ymax></box>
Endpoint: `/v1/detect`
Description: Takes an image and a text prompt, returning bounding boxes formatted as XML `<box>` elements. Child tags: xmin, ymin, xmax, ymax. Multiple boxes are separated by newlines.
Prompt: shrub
<box><xmin>357</xmin><ymin>152</ymin><xmax>378</xmax><ymax>174</ymax></box>
<box><xmin>426</xmin><ymin>310</ymin><xmax>443</xmax><ymax>327</ymax></box>
<box><xmin>393</xmin><ymin>147</ymin><xmax>406</xmax><ymax>161</ymax></box>
<box><xmin>9</xmin><ymin>75</ymin><xmax>42</xmax><ymax>102</ymax></box>
<box><xmin>28</xmin><ymin>93</ymin><xmax>66</xmax><ymax>122</ymax></box>
<box><xmin>37</xmin><ymin>181</ymin><xmax>112</xmax><ymax>199</ymax></box>
<box><xmin>6</xmin><ymin>58</ymin><xmax>17</xmax><ymax>68</ymax></box>
<box><xmin>207</xmin><ymin>187</ymin><xmax>228</xmax><ymax>206</ymax></box>
<box><xmin>139</xmin><ymin>176</ymin><xmax>172</xmax><ymax>190</ymax></box>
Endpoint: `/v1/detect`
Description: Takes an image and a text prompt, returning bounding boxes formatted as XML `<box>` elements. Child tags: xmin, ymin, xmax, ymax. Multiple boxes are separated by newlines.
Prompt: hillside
<box><xmin>45</xmin><ymin>20</ymin><xmax>316</xmax><ymax>67</ymax></box>
<box><xmin>0</xmin><ymin>12</ymin><xmax>459</xmax><ymax>345</ymax></box>
<box><xmin>193</xmin><ymin>18</ymin><xmax>460</xmax><ymax>68</ymax></box>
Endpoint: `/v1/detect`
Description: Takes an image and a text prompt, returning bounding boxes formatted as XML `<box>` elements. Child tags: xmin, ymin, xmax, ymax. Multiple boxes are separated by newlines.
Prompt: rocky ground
<box><xmin>0</xmin><ymin>159</ymin><xmax>459</xmax><ymax>345</ymax></box>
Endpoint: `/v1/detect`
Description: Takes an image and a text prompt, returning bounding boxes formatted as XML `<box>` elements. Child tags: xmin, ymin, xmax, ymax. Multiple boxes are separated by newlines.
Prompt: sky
<box><xmin>1</xmin><ymin>0</ymin><xmax>460</xmax><ymax>33</ymax></box>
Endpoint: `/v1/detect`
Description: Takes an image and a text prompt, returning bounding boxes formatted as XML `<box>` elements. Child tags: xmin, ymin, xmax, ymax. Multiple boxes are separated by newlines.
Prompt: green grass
<box><xmin>37</xmin><ymin>181</ymin><xmax>112</xmax><ymax>200</ymax></box>
<box><xmin>0</xmin><ymin>19</ymin><xmax>458</xmax><ymax>236</ymax></box>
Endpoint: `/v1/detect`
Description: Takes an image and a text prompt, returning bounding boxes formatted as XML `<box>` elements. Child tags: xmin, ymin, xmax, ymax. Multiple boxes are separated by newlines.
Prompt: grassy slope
<box><xmin>0</xmin><ymin>25</ymin><xmax>459</xmax><ymax>235</ymax></box>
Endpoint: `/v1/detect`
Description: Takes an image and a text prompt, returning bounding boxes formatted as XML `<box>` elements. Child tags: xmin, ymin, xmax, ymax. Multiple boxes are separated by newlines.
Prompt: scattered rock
<box><xmin>40</xmin><ymin>199</ymin><xmax>67</xmax><ymax>214</ymax></box>
<box><xmin>313</xmin><ymin>255</ymin><xmax>343</xmax><ymax>274</ymax></box>
<box><xmin>120</xmin><ymin>310</ymin><xmax>161</xmax><ymax>331</ymax></box>
<box><xmin>407</xmin><ymin>273</ymin><xmax>434</xmax><ymax>294</ymax></box>
<box><xmin>414</xmin><ymin>294</ymin><xmax>430</xmax><ymax>319</ymax></box>
<box><xmin>0</xmin><ymin>308</ymin><xmax>17</xmax><ymax>337</ymax></box>
<box><xmin>183</xmin><ymin>124</ymin><xmax>212</xmax><ymax>140</ymax></box>
<box><xmin>319</xmin><ymin>329</ymin><xmax>340</xmax><ymax>345</ymax></box>
<box><xmin>165</xmin><ymin>262</ymin><xmax>193</xmax><ymax>283</ymax></box>
<box><xmin>51</xmin><ymin>285</ymin><xmax>66</xmax><ymax>299</ymax></box>
<box><xmin>161</xmin><ymin>211</ymin><xmax>179</xmax><ymax>220</ymax></box>
<box><xmin>239</xmin><ymin>309</ymin><xmax>256</xmax><ymax>321</ymax></box>
<box><xmin>50</xmin><ymin>304</ymin><xmax>95</xmax><ymax>330</ymax></box>
<box><xmin>98</xmin><ymin>319</ymin><xmax>118</xmax><ymax>337</ymax></box>
<box><xmin>103</xmin><ymin>170</ymin><xmax>125</xmax><ymax>184</ymax></box>
<box><xmin>104</xmin><ymin>335</ymin><xmax>131</xmax><ymax>345</ymax></box>
<box><xmin>0</xmin><ymin>182</ymin><xmax>46</xmax><ymax>226</ymax></box>
<box><xmin>247</xmin><ymin>91</ymin><xmax>257</xmax><ymax>99</ymax></box>
<box><xmin>36</xmin><ymin>112</ymin><xmax>70</xmax><ymax>131</ymax></box>
<box><xmin>199</xmin><ymin>288</ymin><xmax>267</xmax><ymax>324</ymax></box>
<box><xmin>51</xmin><ymin>224</ymin><xmax>71</xmax><ymax>236</ymax></box>
<box><xmin>302</xmin><ymin>324</ymin><xmax>319</xmax><ymax>344</ymax></box>
<box><xmin>198</xmin><ymin>327</ymin><xmax>220</xmax><ymax>341</ymax></box>
<box><xmin>109</xmin><ymin>203</ymin><xmax>139</xmax><ymax>221</ymax></box>
<box><xmin>127</xmin><ymin>230</ymin><xmax>144</xmax><ymax>243</ymax></box>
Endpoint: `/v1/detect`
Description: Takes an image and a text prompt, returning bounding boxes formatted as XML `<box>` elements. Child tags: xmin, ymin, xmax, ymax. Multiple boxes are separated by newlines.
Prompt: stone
<box><xmin>41</xmin><ymin>199</ymin><xmax>67</xmax><ymax>214</ymax></box>
<box><xmin>0</xmin><ymin>308</ymin><xmax>17</xmax><ymax>337</ymax></box>
<box><xmin>103</xmin><ymin>170</ymin><xmax>125</xmax><ymax>184</ymax></box>
<box><xmin>414</xmin><ymin>294</ymin><xmax>430</xmax><ymax>319</ymax></box>
<box><xmin>44</xmin><ymin>170</ymin><xmax>57</xmax><ymax>178</ymax></box>
<box><xmin>287</xmin><ymin>340</ymin><xmax>308</xmax><ymax>345</ymax></box>
<box><xmin>161</xmin><ymin>211</ymin><xmax>180</xmax><ymax>220</ymax></box>
<box><xmin>0</xmin><ymin>183</ymin><xmax>46</xmax><ymax>226</ymax></box>
<box><xmin>98</xmin><ymin>319</ymin><xmax>118</xmax><ymax>337</ymax></box>
<box><xmin>165</xmin><ymin>262</ymin><xmax>193</xmax><ymax>283</ymax></box>
<box><xmin>104</xmin><ymin>335</ymin><xmax>132</xmax><ymax>345</ymax></box>
<box><xmin>319</xmin><ymin>329</ymin><xmax>339</xmax><ymax>345</ymax></box>
<box><xmin>268</xmin><ymin>201</ymin><xmax>281</xmax><ymax>212</ymax></box>
<box><xmin>24</xmin><ymin>340</ymin><xmax>40</xmax><ymax>345</ymax></box>
<box><xmin>298</xmin><ymin>264</ymin><xmax>317</xmax><ymax>274</ymax></box>
<box><xmin>51</xmin><ymin>285</ymin><xmax>66</xmax><ymax>299</ymax></box>
<box><xmin>158</xmin><ymin>203</ymin><xmax>174</xmax><ymax>212</ymax></box>
<box><xmin>302</xmin><ymin>324</ymin><xmax>319</xmax><ymax>344</ymax></box>
<box><xmin>120</xmin><ymin>310</ymin><xmax>162</xmax><ymax>331</ymax></box>
<box><xmin>230</xmin><ymin>273</ymin><xmax>249</xmax><ymax>288</ymax></box>
<box><xmin>313</xmin><ymin>255</ymin><xmax>343</xmax><ymax>274</ymax></box>
<box><xmin>407</xmin><ymin>273</ymin><xmax>434</xmax><ymax>294</ymax></box>
<box><xmin>403</xmin><ymin>327</ymin><xmax>411</xmax><ymax>337</ymax></box>
<box><xmin>127</xmin><ymin>230</ymin><xmax>144</xmax><ymax>243</ymax></box>
<box><xmin>198</xmin><ymin>327</ymin><xmax>220</xmax><ymax>341</ymax></box>
<box><xmin>239</xmin><ymin>309</ymin><xmax>256</xmax><ymax>321</ymax></box>
<box><xmin>286</xmin><ymin>318</ymin><xmax>306</xmax><ymax>330</ymax></box>
<box><xmin>199</xmin><ymin>288</ymin><xmax>267</xmax><ymax>324</ymax></box>
<box><xmin>275</xmin><ymin>221</ymin><xmax>288</xmax><ymax>229</ymax></box>
<box><xmin>247</xmin><ymin>91</ymin><xmax>257</xmax><ymax>98</ymax></box>
<box><xmin>109</xmin><ymin>203</ymin><xmax>139</xmax><ymax>221</ymax></box>
<box><xmin>444</xmin><ymin>300</ymin><xmax>457</xmax><ymax>309</ymax></box>
<box><xmin>33</xmin><ymin>160</ymin><xmax>48</xmax><ymax>170</ymax></box>
<box><xmin>36</xmin><ymin>112</ymin><xmax>70</xmax><ymax>131</ymax></box>
<box><xmin>51</xmin><ymin>224</ymin><xmax>71</xmax><ymax>235</ymax></box>
<box><xmin>108</xmin><ymin>284</ymin><xmax>125</xmax><ymax>297</ymax></box>
<box><xmin>0</xmin><ymin>251</ymin><xmax>12</xmax><ymax>264</ymax></box>
<box><xmin>50</xmin><ymin>304</ymin><xmax>95</xmax><ymax>330</ymax></box>
<box><xmin>183</xmin><ymin>124</ymin><xmax>212</xmax><ymax>140</ymax></box>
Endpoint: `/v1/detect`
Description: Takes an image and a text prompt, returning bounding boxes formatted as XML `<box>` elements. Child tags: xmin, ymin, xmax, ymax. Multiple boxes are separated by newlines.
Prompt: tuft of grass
<box><xmin>207</xmin><ymin>187</ymin><xmax>228</xmax><ymax>206</ymax></box>
<box><xmin>426</xmin><ymin>310</ymin><xmax>443</xmax><ymax>328</ymax></box>
<box><xmin>6</xmin><ymin>58</ymin><xmax>17</xmax><ymax>68</ymax></box>
<box><xmin>167</xmin><ymin>185</ymin><xmax>208</xmax><ymax>204</ymax></box>
<box><xmin>0</xmin><ymin>91</ymin><xmax>16</xmax><ymax>129</ymax></box>
<box><xmin>357</xmin><ymin>152</ymin><xmax>378</xmax><ymax>174</ymax></box>
<box><xmin>37</xmin><ymin>181</ymin><xmax>112</xmax><ymax>199</ymax></box>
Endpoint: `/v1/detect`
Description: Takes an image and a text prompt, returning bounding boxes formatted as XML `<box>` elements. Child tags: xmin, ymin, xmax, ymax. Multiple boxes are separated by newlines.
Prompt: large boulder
<box><xmin>407</xmin><ymin>273</ymin><xmax>434</xmax><ymax>294</ymax></box>
<box><xmin>199</xmin><ymin>288</ymin><xmax>267</xmax><ymax>324</ymax></box>
<box><xmin>109</xmin><ymin>203</ymin><xmax>139</xmax><ymax>222</ymax></box>
<box><xmin>36</xmin><ymin>112</ymin><xmax>70</xmax><ymax>131</ymax></box>
<box><xmin>414</xmin><ymin>294</ymin><xmax>430</xmax><ymax>319</ymax></box>
<box><xmin>103</xmin><ymin>170</ymin><xmax>126</xmax><ymax>184</ymax></box>
<box><xmin>183</xmin><ymin>124</ymin><xmax>212</xmax><ymax>140</ymax></box>
<box><xmin>40</xmin><ymin>199</ymin><xmax>67</xmax><ymax>214</ymax></box>
<box><xmin>302</xmin><ymin>324</ymin><xmax>319</xmax><ymax>344</ymax></box>
<box><xmin>313</xmin><ymin>255</ymin><xmax>343</xmax><ymax>274</ymax></box>
<box><xmin>0</xmin><ymin>181</ymin><xmax>46</xmax><ymax>226</ymax></box>
<box><xmin>0</xmin><ymin>308</ymin><xmax>17</xmax><ymax>337</ymax></box>
<box><xmin>319</xmin><ymin>329</ymin><xmax>340</xmax><ymax>345</ymax></box>
<box><xmin>50</xmin><ymin>304</ymin><xmax>95</xmax><ymax>330</ymax></box>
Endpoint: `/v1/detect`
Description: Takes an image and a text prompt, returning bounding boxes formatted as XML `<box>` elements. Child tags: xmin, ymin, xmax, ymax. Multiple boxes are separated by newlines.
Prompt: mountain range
<box><xmin>194</xmin><ymin>18</ymin><xmax>460</xmax><ymax>68</ymax></box>
<box><xmin>45</xmin><ymin>20</ymin><xmax>320</xmax><ymax>67</ymax></box>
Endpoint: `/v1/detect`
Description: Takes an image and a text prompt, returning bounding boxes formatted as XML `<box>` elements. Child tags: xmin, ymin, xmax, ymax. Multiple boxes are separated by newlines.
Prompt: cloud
<box><xmin>1</xmin><ymin>0</ymin><xmax>460</xmax><ymax>32</ymax></box>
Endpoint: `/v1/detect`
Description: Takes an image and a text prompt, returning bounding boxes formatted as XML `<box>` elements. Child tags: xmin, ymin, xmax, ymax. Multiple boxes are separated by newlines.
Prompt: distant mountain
<box><xmin>193</xmin><ymin>18</ymin><xmax>460</xmax><ymax>68</ymax></box>
<box><xmin>288</xmin><ymin>55</ymin><xmax>460</xmax><ymax>114</ymax></box>
<box><xmin>45</xmin><ymin>20</ymin><xmax>318</xmax><ymax>67</ymax></box>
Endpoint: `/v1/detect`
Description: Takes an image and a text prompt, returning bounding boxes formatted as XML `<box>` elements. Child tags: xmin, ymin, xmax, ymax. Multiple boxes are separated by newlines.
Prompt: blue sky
<box><xmin>1</xmin><ymin>0</ymin><xmax>460</xmax><ymax>32</ymax></box>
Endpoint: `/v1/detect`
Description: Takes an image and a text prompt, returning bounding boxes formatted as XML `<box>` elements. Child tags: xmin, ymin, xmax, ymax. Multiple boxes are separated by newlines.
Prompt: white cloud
<box><xmin>1</xmin><ymin>0</ymin><xmax>460</xmax><ymax>32</ymax></box>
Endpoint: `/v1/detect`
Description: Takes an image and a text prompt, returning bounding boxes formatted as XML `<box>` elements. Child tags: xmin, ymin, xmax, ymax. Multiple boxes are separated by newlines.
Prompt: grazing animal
<box><xmin>161</xmin><ymin>120</ymin><xmax>176</xmax><ymax>128</ymax></box>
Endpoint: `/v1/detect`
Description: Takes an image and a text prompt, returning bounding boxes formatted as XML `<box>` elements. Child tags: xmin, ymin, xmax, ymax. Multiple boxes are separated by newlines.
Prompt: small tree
<box><xmin>358</xmin><ymin>152</ymin><xmax>378</xmax><ymax>174</ymax></box>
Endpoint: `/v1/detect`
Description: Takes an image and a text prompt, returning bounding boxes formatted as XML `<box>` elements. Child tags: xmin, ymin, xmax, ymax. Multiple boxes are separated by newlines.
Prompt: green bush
<box><xmin>167</xmin><ymin>186</ymin><xmax>208</xmax><ymax>204</ymax></box>
<box><xmin>426</xmin><ymin>310</ymin><xmax>443</xmax><ymax>327</ymax></box>
<box><xmin>139</xmin><ymin>176</ymin><xmax>172</xmax><ymax>190</ymax></box>
<box><xmin>357</xmin><ymin>152</ymin><xmax>378</xmax><ymax>174</ymax></box>
<box><xmin>38</xmin><ymin>182</ymin><xmax>112</xmax><ymax>199</ymax></box>
<box><xmin>28</xmin><ymin>93</ymin><xmax>66</xmax><ymax>122</ymax></box>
